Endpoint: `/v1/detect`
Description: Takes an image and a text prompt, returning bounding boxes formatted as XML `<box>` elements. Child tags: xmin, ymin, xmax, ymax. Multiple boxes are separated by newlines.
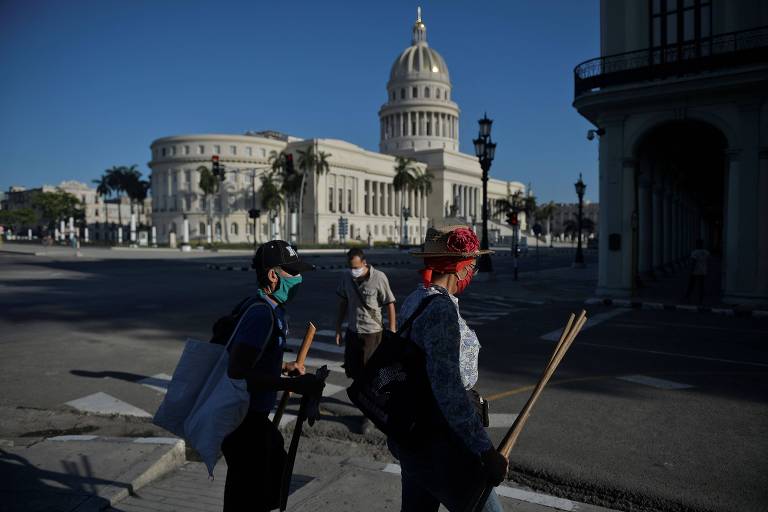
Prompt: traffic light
<box><xmin>285</xmin><ymin>153</ymin><xmax>295</xmax><ymax>174</ymax></box>
<box><xmin>248</xmin><ymin>208</ymin><xmax>261</xmax><ymax>219</ymax></box>
<box><xmin>212</xmin><ymin>155</ymin><xmax>221</xmax><ymax>179</ymax></box>
<box><xmin>507</xmin><ymin>211</ymin><xmax>518</xmax><ymax>226</ymax></box>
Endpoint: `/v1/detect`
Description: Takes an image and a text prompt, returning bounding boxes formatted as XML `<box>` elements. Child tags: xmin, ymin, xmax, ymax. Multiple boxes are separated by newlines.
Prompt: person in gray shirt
<box><xmin>335</xmin><ymin>248</ymin><xmax>396</xmax><ymax>378</ymax></box>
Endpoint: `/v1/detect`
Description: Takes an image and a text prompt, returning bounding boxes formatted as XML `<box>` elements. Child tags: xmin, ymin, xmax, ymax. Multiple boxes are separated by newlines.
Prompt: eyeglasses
<box><xmin>459</xmin><ymin>264</ymin><xmax>479</xmax><ymax>279</ymax></box>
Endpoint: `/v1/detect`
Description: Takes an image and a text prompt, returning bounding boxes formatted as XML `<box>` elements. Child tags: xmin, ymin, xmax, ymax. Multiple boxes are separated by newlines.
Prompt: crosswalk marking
<box><xmin>286</xmin><ymin>337</ymin><xmax>344</xmax><ymax>355</ymax></box>
<box><xmin>617</xmin><ymin>375</ymin><xmax>694</xmax><ymax>390</ymax></box>
<box><xmin>282</xmin><ymin>353</ymin><xmax>345</xmax><ymax>373</ymax></box>
<box><xmin>65</xmin><ymin>392</ymin><xmax>152</xmax><ymax>418</ymax></box>
<box><xmin>139</xmin><ymin>373</ymin><xmax>172</xmax><ymax>394</ymax></box>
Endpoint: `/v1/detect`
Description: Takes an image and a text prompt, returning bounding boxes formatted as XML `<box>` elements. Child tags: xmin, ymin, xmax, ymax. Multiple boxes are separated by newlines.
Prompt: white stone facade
<box><xmin>149</xmin><ymin>11</ymin><xmax>524</xmax><ymax>245</ymax></box>
<box><xmin>574</xmin><ymin>0</ymin><xmax>768</xmax><ymax>303</ymax></box>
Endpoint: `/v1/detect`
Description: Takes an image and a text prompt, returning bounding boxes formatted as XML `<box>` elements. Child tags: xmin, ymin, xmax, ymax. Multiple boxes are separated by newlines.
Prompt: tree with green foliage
<box><xmin>30</xmin><ymin>190</ymin><xmax>83</xmax><ymax>231</ymax></box>
<box><xmin>93</xmin><ymin>174</ymin><xmax>112</xmax><ymax>226</ymax></box>
<box><xmin>297</xmin><ymin>144</ymin><xmax>332</xmax><ymax>243</ymax></box>
<box><xmin>260</xmin><ymin>172</ymin><xmax>284</xmax><ymax>240</ymax></box>
<box><xmin>0</xmin><ymin>208</ymin><xmax>39</xmax><ymax>234</ymax></box>
<box><xmin>393</xmin><ymin>156</ymin><xmax>418</xmax><ymax>243</ymax></box>
<box><xmin>198</xmin><ymin>165</ymin><xmax>219</xmax><ymax>242</ymax></box>
<box><xmin>413</xmin><ymin>168</ymin><xmax>433</xmax><ymax>242</ymax></box>
<box><xmin>536</xmin><ymin>201</ymin><xmax>557</xmax><ymax>245</ymax></box>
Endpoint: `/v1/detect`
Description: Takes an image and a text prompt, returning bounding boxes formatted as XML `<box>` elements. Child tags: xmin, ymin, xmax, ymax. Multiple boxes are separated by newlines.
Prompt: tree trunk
<box><xmin>298</xmin><ymin>173</ymin><xmax>306</xmax><ymax>245</ymax></box>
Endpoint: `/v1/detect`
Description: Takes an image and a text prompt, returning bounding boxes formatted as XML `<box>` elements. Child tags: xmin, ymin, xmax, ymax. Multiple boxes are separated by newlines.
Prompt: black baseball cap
<box><xmin>252</xmin><ymin>240</ymin><xmax>315</xmax><ymax>275</ymax></box>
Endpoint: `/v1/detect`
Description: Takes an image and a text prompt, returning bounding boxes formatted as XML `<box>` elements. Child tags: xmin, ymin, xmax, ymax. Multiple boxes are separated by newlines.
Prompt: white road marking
<box><xmin>617</xmin><ymin>375</ymin><xmax>694</xmax><ymax>390</ymax></box>
<box><xmin>269</xmin><ymin>383</ymin><xmax>346</xmax><ymax>428</ymax></box>
<box><xmin>139</xmin><ymin>373</ymin><xmax>172</xmax><ymax>393</ymax></box>
<box><xmin>65</xmin><ymin>392</ymin><xmax>151</xmax><ymax>418</ymax></box>
<box><xmin>315</xmin><ymin>329</ymin><xmax>338</xmax><ymax>338</ymax></box>
<box><xmin>382</xmin><ymin>463</ymin><xmax>401</xmax><ymax>474</ymax></box>
<box><xmin>494</xmin><ymin>485</ymin><xmax>577</xmax><ymax>511</ymax></box>
<box><xmin>540</xmin><ymin>309</ymin><xmax>629</xmax><ymax>341</ymax></box>
<box><xmin>286</xmin><ymin>337</ymin><xmax>344</xmax><ymax>355</ymax></box>
<box><xmin>282</xmin><ymin>353</ymin><xmax>345</xmax><ymax>373</ymax></box>
<box><xmin>381</xmin><ymin>463</ymin><xmax>580</xmax><ymax>511</ymax></box>
<box><xmin>49</xmin><ymin>435</ymin><xmax>98</xmax><ymax>442</ymax></box>
<box><xmin>488</xmin><ymin>413</ymin><xmax>519</xmax><ymax>428</ymax></box>
<box><xmin>322</xmin><ymin>383</ymin><xmax>346</xmax><ymax>397</ymax></box>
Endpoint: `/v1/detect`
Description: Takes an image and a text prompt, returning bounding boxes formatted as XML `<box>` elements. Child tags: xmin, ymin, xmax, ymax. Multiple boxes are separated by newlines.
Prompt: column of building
<box><xmin>637</xmin><ymin>173</ymin><xmax>652</xmax><ymax>276</ymax></box>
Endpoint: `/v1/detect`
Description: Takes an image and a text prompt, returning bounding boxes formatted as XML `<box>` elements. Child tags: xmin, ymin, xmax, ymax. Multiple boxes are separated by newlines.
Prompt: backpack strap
<box><xmin>396</xmin><ymin>292</ymin><xmax>446</xmax><ymax>337</ymax></box>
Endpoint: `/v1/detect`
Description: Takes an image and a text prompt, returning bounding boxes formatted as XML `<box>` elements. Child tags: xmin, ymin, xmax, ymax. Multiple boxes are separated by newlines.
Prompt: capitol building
<box><xmin>149</xmin><ymin>10</ymin><xmax>524</xmax><ymax>245</ymax></box>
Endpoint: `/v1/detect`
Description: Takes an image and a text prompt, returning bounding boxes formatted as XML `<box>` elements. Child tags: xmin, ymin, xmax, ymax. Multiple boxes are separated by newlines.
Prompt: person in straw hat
<box><xmin>387</xmin><ymin>225</ymin><xmax>507</xmax><ymax>512</ymax></box>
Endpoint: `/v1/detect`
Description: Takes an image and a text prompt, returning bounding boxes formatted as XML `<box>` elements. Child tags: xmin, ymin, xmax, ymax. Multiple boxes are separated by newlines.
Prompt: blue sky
<box><xmin>0</xmin><ymin>0</ymin><xmax>600</xmax><ymax>203</ymax></box>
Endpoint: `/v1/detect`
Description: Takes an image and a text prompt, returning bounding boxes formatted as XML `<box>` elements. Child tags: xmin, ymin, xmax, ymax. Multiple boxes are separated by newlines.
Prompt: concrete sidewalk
<box><xmin>109</xmin><ymin>453</ymin><xmax>620</xmax><ymax>512</ymax></box>
<box><xmin>1</xmin><ymin>432</ymin><xmax>619</xmax><ymax>512</ymax></box>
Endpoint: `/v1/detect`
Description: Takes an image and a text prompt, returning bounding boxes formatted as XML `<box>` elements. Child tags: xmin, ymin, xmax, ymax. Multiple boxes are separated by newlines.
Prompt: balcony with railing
<box><xmin>574</xmin><ymin>25</ymin><xmax>768</xmax><ymax>98</ymax></box>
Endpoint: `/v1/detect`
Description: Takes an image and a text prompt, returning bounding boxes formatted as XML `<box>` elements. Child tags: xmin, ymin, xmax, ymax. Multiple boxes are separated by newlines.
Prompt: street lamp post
<box><xmin>473</xmin><ymin>113</ymin><xmax>497</xmax><ymax>273</ymax></box>
<box><xmin>573</xmin><ymin>173</ymin><xmax>586</xmax><ymax>268</ymax></box>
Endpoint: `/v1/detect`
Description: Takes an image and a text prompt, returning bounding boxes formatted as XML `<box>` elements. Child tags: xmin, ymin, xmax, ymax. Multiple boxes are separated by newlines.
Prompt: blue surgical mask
<box><xmin>271</xmin><ymin>273</ymin><xmax>303</xmax><ymax>304</ymax></box>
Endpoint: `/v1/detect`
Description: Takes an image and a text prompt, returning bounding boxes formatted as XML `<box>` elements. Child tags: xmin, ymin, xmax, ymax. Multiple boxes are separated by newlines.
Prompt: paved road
<box><xmin>1</xmin><ymin>248</ymin><xmax>765</xmax><ymax>512</ymax></box>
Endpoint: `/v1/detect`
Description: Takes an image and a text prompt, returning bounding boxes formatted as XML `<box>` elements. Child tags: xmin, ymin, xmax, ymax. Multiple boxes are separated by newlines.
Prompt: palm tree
<box><xmin>393</xmin><ymin>156</ymin><xmax>417</xmax><ymax>244</ymax></box>
<box><xmin>536</xmin><ymin>201</ymin><xmax>557</xmax><ymax>246</ymax></box>
<box><xmin>198</xmin><ymin>166</ymin><xmax>219</xmax><ymax>243</ymax></box>
<box><xmin>92</xmin><ymin>174</ymin><xmax>112</xmax><ymax>232</ymax></box>
<box><xmin>260</xmin><ymin>172</ymin><xmax>284</xmax><ymax>240</ymax></box>
<box><xmin>412</xmin><ymin>168</ymin><xmax>433</xmax><ymax>243</ymax></box>
<box><xmin>297</xmin><ymin>143</ymin><xmax>332</xmax><ymax>243</ymax></box>
<box><xmin>104</xmin><ymin>166</ymin><xmax>124</xmax><ymax>227</ymax></box>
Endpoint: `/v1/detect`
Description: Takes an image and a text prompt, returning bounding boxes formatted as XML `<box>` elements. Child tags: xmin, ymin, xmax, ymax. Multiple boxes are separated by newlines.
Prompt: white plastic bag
<box><xmin>153</xmin><ymin>338</ymin><xmax>223</xmax><ymax>437</ymax></box>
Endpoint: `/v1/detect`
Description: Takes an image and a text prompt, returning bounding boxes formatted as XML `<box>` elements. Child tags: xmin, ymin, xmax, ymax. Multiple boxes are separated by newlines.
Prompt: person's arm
<box><xmin>379</xmin><ymin>272</ymin><xmax>397</xmax><ymax>332</ymax></box>
<box><xmin>412</xmin><ymin>298</ymin><xmax>494</xmax><ymax>456</ymax></box>
<box><xmin>335</xmin><ymin>298</ymin><xmax>348</xmax><ymax>345</ymax></box>
<box><xmin>386</xmin><ymin>302</ymin><xmax>397</xmax><ymax>332</ymax></box>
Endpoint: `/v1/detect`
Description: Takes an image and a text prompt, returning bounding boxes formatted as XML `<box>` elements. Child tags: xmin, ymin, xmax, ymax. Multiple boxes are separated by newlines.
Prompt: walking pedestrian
<box><xmin>388</xmin><ymin>225</ymin><xmax>507</xmax><ymax>512</ymax></box>
<box><xmin>684</xmin><ymin>239</ymin><xmax>710</xmax><ymax>305</ymax></box>
<box><xmin>222</xmin><ymin>240</ymin><xmax>320</xmax><ymax>512</ymax></box>
<box><xmin>335</xmin><ymin>248</ymin><xmax>396</xmax><ymax>379</ymax></box>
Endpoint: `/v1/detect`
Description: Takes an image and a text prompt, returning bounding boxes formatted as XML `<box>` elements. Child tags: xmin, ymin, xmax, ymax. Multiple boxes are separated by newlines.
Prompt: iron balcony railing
<box><xmin>574</xmin><ymin>25</ymin><xmax>768</xmax><ymax>98</ymax></box>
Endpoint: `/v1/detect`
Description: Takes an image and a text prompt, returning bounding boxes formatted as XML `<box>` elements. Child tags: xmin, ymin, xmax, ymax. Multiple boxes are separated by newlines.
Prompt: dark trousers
<box><xmin>343</xmin><ymin>330</ymin><xmax>383</xmax><ymax>379</ymax></box>
<box><xmin>221</xmin><ymin>411</ymin><xmax>286</xmax><ymax>512</ymax></box>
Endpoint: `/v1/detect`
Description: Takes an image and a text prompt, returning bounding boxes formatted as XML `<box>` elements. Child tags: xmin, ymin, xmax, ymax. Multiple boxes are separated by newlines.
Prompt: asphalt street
<box><xmin>1</xmin><ymin>246</ymin><xmax>766</xmax><ymax>512</ymax></box>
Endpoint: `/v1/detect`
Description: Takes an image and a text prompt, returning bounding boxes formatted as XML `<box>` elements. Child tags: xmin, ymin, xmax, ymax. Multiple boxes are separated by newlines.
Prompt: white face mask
<box><xmin>350</xmin><ymin>267</ymin><xmax>366</xmax><ymax>278</ymax></box>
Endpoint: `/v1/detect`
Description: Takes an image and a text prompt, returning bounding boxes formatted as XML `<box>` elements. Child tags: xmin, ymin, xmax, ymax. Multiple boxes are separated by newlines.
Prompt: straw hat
<box><xmin>411</xmin><ymin>225</ymin><xmax>494</xmax><ymax>258</ymax></box>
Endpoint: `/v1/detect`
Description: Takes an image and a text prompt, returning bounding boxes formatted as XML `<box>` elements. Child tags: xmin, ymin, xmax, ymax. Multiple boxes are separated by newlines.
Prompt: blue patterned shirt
<box><xmin>398</xmin><ymin>285</ymin><xmax>493</xmax><ymax>455</ymax></box>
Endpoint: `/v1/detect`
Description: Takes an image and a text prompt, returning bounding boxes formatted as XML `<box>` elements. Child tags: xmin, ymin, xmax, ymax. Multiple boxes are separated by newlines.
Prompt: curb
<box><xmin>206</xmin><ymin>260</ymin><xmax>413</xmax><ymax>272</ymax></box>
<box><xmin>585</xmin><ymin>297</ymin><xmax>768</xmax><ymax>318</ymax></box>
<box><xmin>48</xmin><ymin>436</ymin><xmax>186</xmax><ymax>509</ymax></box>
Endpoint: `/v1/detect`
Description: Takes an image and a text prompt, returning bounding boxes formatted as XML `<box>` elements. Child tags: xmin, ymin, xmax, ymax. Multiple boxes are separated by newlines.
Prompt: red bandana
<box><xmin>420</xmin><ymin>257</ymin><xmax>475</xmax><ymax>287</ymax></box>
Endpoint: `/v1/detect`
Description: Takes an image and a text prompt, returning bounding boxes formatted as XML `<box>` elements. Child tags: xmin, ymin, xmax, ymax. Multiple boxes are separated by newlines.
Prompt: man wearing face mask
<box><xmin>388</xmin><ymin>225</ymin><xmax>507</xmax><ymax>512</ymax></box>
<box><xmin>335</xmin><ymin>247</ymin><xmax>396</xmax><ymax>379</ymax></box>
<box><xmin>222</xmin><ymin>240</ymin><xmax>319</xmax><ymax>512</ymax></box>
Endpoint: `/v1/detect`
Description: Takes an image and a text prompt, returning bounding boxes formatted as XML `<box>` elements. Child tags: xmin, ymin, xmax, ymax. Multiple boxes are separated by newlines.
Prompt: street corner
<box><xmin>0</xmin><ymin>435</ymin><xmax>185</xmax><ymax>511</ymax></box>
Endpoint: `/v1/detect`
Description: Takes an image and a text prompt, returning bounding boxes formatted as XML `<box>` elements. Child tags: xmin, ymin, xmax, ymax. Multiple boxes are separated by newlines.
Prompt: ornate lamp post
<box><xmin>473</xmin><ymin>113</ymin><xmax>497</xmax><ymax>273</ymax></box>
<box><xmin>573</xmin><ymin>173</ymin><xmax>586</xmax><ymax>267</ymax></box>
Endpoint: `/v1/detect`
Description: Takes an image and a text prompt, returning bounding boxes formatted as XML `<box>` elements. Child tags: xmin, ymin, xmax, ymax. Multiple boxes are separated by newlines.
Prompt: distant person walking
<box><xmin>684</xmin><ymin>239</ymin><xmax>710</xmax><ymax>304</ymax></box>
<box><xmin>335</xmin><ymin>248</ymin><xmax>396</xmax><ymax>379</ymax></box>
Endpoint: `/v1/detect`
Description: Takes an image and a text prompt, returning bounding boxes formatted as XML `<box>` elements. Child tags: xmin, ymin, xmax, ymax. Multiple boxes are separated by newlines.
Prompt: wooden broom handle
<box><xmin>499</xmin><ymin>311</ymin><xmax>587</xmax><ymax>457</ymax></box>
<box><xmin>296</xmin><ymin>322</ymin><xmax>316</xmax><ymax>365</ymax></box>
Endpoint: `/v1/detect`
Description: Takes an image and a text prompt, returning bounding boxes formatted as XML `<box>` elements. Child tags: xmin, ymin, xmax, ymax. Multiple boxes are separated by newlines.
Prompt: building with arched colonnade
<box><xmin>573</xmin><ymin>0</ymin><xmax>768</xmax><ymax>304</ymax></box>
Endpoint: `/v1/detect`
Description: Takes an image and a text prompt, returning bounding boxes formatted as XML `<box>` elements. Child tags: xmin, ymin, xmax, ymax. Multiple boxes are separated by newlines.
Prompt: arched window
<box><xmin>412</xmin><ymin>87</ymin><xmax>418</xmax><ymax>98</ymax></box>
<box><xmin>215</xmin><ymin>222</ymin><xmax>222</xmax><ymax>239</ymax></box>
<box><xmin>231</xmin><ymin>223</ymin><xmax>238</xmax><ymax>235</ymax></box>
<box><xmin>170</xmin><ymin>222</ymin><xmax>177</xmax><ymax>234</ymax></box>
<box><xmin>436</xmin><ymin>88</ymin><xmax>441</xmax><ymax>99</ymax></box>
<box><xmin>400</xmin><ymin>88</ymin><xmax>405</xmax><ymax>99</ymax></box>
<box><xmin>199</xmin><ymin>222</ymin><xmax>206</xmax><ymax>236</ymax></box>
<box><xmin>425</xmin><ymin>87</ymin><xmax>430</xmax><ymax>98</ymax></box>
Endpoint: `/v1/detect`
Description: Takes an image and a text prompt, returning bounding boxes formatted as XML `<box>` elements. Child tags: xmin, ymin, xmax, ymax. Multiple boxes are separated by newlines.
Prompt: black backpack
<box><xmin>346</xmin><ymin>294</ymin><xmax>449</xmax><ymax>446</ymax></box>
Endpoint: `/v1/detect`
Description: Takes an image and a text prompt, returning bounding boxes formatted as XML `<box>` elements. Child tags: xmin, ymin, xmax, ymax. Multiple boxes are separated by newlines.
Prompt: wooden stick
<box><xmin>464</xmin><ymin>310</ymin><xmax>588</xmax><ymax>512</ymax></box>
<box><xmin>273</xmin><ymin>322</ymin><xmax>316</xmax><ymax>426</ymax></box>
<box><xmin>548</xmin><ymin>312</ymin><xmax>575</xmax><ymax>368</ymax></box>
<box><xmin>499</xmin><ymin>310</ymin><xmax>586</xmax><ymax>457</ymax></box>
